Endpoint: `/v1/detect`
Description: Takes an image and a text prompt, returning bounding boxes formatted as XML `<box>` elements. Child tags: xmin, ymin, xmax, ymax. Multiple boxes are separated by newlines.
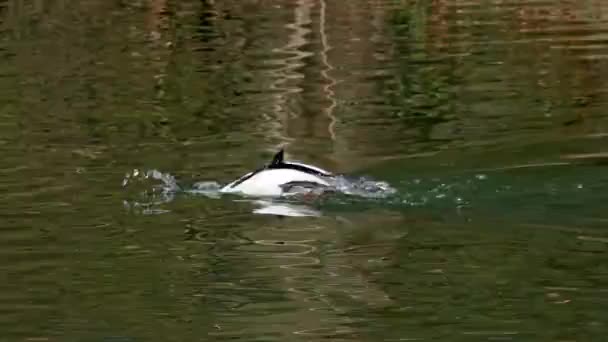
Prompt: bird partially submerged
<box><xmin>220</xmin><ymin>149</ymin><xmax>335</xmax><ymax>197</ymax></box>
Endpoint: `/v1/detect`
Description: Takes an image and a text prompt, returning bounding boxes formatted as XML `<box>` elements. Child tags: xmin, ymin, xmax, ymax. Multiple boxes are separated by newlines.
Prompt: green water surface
<box><xmin>1</xmin><ymin>0</ymin><xmax>608</xmax><ymax>341</ymax></box>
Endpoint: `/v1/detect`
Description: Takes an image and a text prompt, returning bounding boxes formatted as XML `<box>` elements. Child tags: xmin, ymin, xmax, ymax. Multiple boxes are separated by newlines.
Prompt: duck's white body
<box><xmin>220</xmin><ymin>150</ymin><xmax>333</xmax><ymax>197</ymax></box>
<box><xmin>220</xmin><ymin>168</ymin><xmax>330</xmax><ymax>197</ymax></box>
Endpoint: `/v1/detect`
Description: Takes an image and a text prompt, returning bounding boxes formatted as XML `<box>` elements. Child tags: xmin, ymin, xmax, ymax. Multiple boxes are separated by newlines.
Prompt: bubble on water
<box><xmin>475</xmin><ymin>174</ymin><xmax>487</xmax><ymax>180</ymax></box>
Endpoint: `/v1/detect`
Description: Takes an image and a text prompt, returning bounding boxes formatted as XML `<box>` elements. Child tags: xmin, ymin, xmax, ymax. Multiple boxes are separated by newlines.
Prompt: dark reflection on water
<box><xmin>1</xmin><ymin>0</ymin><xmax>608</xmax><ymax>341</ymax></box>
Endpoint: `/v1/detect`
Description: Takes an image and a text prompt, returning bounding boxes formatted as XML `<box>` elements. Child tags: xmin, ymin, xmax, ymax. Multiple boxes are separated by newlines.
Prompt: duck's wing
<box><xmin>280</xmin><ymin>180</ymin><xmax>333</xmax><ymax>193</ymax></box>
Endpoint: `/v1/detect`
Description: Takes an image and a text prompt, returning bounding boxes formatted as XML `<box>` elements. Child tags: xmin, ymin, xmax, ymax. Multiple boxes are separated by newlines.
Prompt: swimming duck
<box><xmin>220</xmin><ymin>149</ymin><xmax>334</xmax><ymax>197</ymax></box>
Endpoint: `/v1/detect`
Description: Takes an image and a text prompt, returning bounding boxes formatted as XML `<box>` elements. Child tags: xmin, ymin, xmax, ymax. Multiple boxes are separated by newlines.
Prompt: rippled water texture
<box><xmin>2</xmin><ymin>0</ymin><xmax>608</xmax><ymax>341</ymax></box>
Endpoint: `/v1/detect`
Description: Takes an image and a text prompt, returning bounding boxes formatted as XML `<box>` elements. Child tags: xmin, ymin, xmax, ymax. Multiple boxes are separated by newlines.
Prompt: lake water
<box><xmin>2</xmin><ymin>0</ymin><xmax>608</xmax><ymax>341</ymax></box>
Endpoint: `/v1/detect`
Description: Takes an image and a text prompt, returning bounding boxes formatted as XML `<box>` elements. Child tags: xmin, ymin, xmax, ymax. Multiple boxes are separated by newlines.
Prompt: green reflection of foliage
<box><xmin>385</xmin><ymin>2</ymin><xmax>456</xmax><ymax>144</ymax></box>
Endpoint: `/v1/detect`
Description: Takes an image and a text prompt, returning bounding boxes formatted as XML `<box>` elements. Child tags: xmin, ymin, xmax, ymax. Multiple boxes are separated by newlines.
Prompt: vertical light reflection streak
<box><xmin>320</xmin><ymin>0</ymin><xmax>337</xmax><ymax>142</ymax></box>
<box><xmin>266</xmin><ymin>0</ymin><xmax>314</xmax><ymax>154</ymax></box>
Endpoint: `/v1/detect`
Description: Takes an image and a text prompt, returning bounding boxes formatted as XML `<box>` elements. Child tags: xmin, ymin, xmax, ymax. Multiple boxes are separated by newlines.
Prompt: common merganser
<box><xmin>220</xmin><ymin>149</ymin><xmax>334</xmax><ymax>197</ymax></box>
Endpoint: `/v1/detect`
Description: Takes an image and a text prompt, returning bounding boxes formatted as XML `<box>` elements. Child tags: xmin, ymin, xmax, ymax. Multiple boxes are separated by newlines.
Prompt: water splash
<box><xmin>124</xmin><ymin>167</ymin><xmax>600</xmax><ymax>221</ymax></box>
<box><xmin>121</xmin><ymin>169</ymin><xmax>399</xmax><ymax>216</ymax></box>
<box><xmin>122</xmin><ymin>169</ymin><xmax>181</xmax><ymax>192</ymax></box>
<box><xmin>122</xmin><ymin>169</ymin><xmax>180</xmax><ymax>215</ymax></box>
<box><xmin>331</xmin><ymin>176</ymin><xmax>398</xmax><ymax>199</ymax></box>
